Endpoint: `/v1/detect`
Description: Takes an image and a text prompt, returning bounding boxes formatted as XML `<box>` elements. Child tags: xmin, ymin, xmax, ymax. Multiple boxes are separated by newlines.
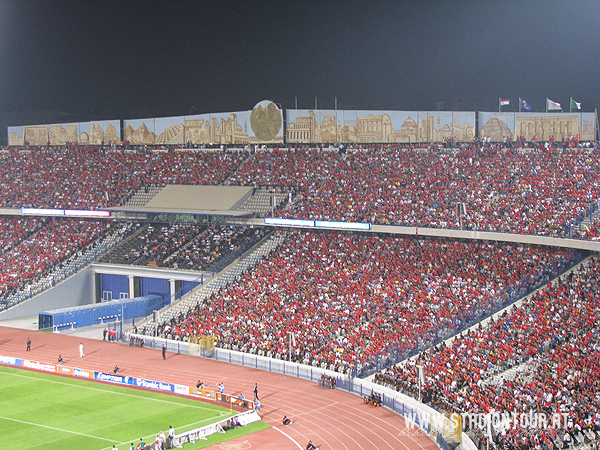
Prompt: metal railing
<box><xmin>121</xmin><ymin>333</ymin><xmax>469</xmax><ymax>450</ymax></box>
<box><xmin>0</xmin><ymin>227</ymin><xmax>136</xmax><ymax>311</ymax></box>
<box><xmin>355</xmin><ymin>249</ymin><xmax>586</xmax><ymax>378</ymax></box>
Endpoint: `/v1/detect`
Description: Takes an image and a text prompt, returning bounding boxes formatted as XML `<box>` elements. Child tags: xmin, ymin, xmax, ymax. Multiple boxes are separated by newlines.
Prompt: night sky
<box><xmin>0</xmin><ymin>0</ymin><xmax>599</xmax><ymax>136</ymax></box>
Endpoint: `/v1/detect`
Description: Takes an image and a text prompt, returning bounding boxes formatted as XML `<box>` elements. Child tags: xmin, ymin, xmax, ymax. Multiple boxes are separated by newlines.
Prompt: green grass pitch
<box><xmin>0</xmin><ymin>365</ymin><xmax>269</xmax><ymax>450</ymax></box>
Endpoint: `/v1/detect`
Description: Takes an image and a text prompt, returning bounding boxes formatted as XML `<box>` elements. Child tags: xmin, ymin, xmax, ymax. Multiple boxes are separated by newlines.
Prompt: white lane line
<box><xmin>273</xmin><ymin>425</ymin><xmax>304</xmax><ymax>450</ymax></box>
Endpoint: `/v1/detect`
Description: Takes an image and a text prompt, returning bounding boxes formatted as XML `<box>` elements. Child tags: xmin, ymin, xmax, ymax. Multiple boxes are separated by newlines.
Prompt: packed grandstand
<box><xmin>1</xmin><ymin>139</ymin><xmax>600</xmax><ymax>450</ymax></box>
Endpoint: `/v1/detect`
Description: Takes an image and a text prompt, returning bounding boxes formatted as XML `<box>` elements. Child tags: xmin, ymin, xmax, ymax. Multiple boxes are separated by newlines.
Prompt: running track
<box><xmin>0</xmin><ymin>326</ymin><xmax>437</xmax><ymax>450</ymax></box>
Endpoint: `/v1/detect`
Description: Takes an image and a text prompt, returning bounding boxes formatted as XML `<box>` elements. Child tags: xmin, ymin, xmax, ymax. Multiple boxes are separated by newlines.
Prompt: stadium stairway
<box><xmin>577</xmin><ymin>209</ymin><xmax>599</xmax><ymax>235</ymax></box>
<box><xmin>238</xmin><ymin>187</ymin><xmax>289</xmax><ymax>217</ymax></box>
<box><xmin>0</xmin><ymin>222</ymin><xmax>139</xmax><ymax>311</ymax></box>
<box><xmin>137</xmin><ymin>230</ymin><xmax>286</xmax><ymax>334</ymax></box>
<box><xmin>122</xmin><ymin>184</ymin><xmax>163</xmax><ymax>207</ymax></box>
<box><xmin>372</xmin><ymin>256</ymin><xmax>592</xmax><ymax>385</ymax></box>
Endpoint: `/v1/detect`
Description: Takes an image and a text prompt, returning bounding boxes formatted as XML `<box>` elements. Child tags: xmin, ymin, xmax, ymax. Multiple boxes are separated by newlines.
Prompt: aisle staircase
<box><xmin>0</xmin><ymin>223</ymin><xmax>138</xmax><ymax>311</ymax></box>
<box><xmin>122</xmin><ymin>184</ymin><xmax>163</xmax><ymax>207</ymax></box>
<box><xmin>139</xmin><ymin>231</ymin><xmax>286</xmax><ymax>333</ymax></box>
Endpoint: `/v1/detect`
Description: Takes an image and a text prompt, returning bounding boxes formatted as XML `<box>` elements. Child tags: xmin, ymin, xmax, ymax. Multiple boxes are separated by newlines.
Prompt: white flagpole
<box><xmin>594</xmin><ymin>108</ymin><xmax>600</xmax><ymax>142</ymax></box>
<box><xmin>545</xmin><ymin>98</ymin><xmax>548</xmax><ymax>113</ymax></box>
<box><xmin>335</xmin><ymin>97</ymin><xmax>338</xmax><ymax>143</ymax></box>
<box><xmin>569</xmin><ymin>97</ymin><xmax>572</xmax><ymax>113</ymax></box>
<box><xmin>519</xmin><ymin>97</ymin><xmax>522</xmax><ymax>113</ymax></box>
<box><xmin>499</xmin><ymin>97</ymin><xmax>501</xmax><ymax>113</ymax></box>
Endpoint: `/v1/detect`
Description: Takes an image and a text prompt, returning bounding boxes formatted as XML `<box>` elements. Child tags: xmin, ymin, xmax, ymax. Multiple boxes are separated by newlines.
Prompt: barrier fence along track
<box><xmin>129</xmin><ymin>333</ymin><xmax>471</xmax><ymax>450</ymax></box>
<box><xmin>0</xmin><ymin>325</ymin><xmax>437</xmax><ymax>450</ymax></box>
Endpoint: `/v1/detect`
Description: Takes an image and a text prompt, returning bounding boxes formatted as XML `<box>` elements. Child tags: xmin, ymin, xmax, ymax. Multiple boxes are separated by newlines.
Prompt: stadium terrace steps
<box><xmin>122</xmin><ymin>184</ymin><xmax>163</xmax><ymax>207</ymax></box>
<box><xmin>238</xmin><ymin>188</ymin><xmax>289</xmax><ymax>216</ymax></box>
<box><xmin>1</xmin><ymin>223</ymin><xmax>138</xmax><ymax>311</ymax></box>
<box><xmin>141</xmin><ymin>231</ymin><xmax>285</xmax><ymax>332</ymax></box>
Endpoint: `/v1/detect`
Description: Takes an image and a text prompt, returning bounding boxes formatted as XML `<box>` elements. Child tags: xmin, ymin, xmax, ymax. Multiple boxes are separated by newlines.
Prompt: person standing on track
<box><xmin>162</xmin><ymin>343</ymin><xmax>166</xmax><ymax>360</ymax></box>
<box><xmin>79</xmin><ymin>342</ymin><xmax>84</xmax><ymax>357</ymax></box>
<box><xmin>253</xmin><ymin>382</ymin><xmax>259</xmax><ymax>401</ymax></box>
<box><xmin>26</xmin><ymin>337</ymin><xmax>31</xmax><ymax>351</ymax></box>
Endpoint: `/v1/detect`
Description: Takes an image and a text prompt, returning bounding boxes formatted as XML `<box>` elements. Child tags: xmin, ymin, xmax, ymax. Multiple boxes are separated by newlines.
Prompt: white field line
<box><xmin>0</xmin><ymin>415</ymin><xmax>115</xmax><ymax>443</ymax></box>
<box><xmin>1</xmin><ymin>368</ymin><xmax>238</xmax><ymax>449</ymax></box>
<box><xmin>0</xmin><ymin>369</ymin><xmax>221</xmax><ymax>412</ymax></box>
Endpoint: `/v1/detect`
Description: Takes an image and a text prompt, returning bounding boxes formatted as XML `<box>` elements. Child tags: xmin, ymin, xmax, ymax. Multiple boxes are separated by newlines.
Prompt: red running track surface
<box><xmin>0</xmin><ymin>326</ymin><xmax>437</xmax><ymax>450</ymax></box>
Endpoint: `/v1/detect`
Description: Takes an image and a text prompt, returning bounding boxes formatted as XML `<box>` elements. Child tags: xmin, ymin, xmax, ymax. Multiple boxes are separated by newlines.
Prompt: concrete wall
<box><xmin>0</xmin><ymin>267</ymin><xmax>95</xmax><ymax>321</ymax></box>
<box><xmin>0</xmin><ymin>265</ymin><xmax>210</xmax><ymax>323</ymax></box>
<box><xmin>243</xmin><ymin>218</ymin><xmax>600</xmax><ymax>252</ymax></box>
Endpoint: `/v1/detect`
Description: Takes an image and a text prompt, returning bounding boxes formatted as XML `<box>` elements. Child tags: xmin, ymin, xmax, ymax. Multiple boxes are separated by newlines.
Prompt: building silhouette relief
<box><xmin>124</xmin><ymin>114</ymin><xmax>283</xmax><ymax>146</ymax></box>
<box><xmin>124</xmin><ymin>122</ymin><xmax>156</xmax><ymax>145</ymax></box>
<box><xmin>286</xmin><ymin>111</ymin><xmax>475</xmax><ymax>143</ymax></box>
<box><xmin>13</xmin><ymin>123</ymin><xmax>121</xmax><ymax>146</ymax></box>
<box><xmin>7</xmin><ymin>105</ymin><xmax>593</xmax><ymax>146</ymax></box>
<box><xmin>182</xmin><ymin>115</ymin><xmax>249</xmax><ymax>145</ymax></box>
<box><xmin>23</xmin><ymin>126</ymin><xmax>49</xmax><ymax>146</ymax></box>
<box><xmin>8</xmin><ymin>130</ymin><xmax>21</xmax><ymax>146</ymax></box>
<box><xmin>514</xmin><ymin>115</ymin><xmax>579</xmax><ymax>141</ymax></box>
<box><xmin>49</xmin><ymin>124</ymin><xmax>78</xmax><ymax>145</ymax></box>
<box><xmin>479</xmin><ymin>117</ymin><xmax>513</xmax><ymax>141</ymax></box>
<box><xmin>480</xmin><ymin>115</ymin><xmax>584</xmax><ymax>141</ymax></box>
<box><xmin>286</xmin><ymin>111</ymin><xmax>321</xmax><ymax>143</ymax></box>
<box><xmin>155</xmin><ymin>124</ymin><xmax>185</xmax><ymax>145</ymax></box>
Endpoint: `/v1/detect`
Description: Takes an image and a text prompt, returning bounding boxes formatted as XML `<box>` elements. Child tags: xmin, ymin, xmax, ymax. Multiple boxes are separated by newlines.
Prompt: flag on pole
<box><xmin>500</xmin><ymin>99</ymin><xmax>510</xmax><ymax>106</ymax></box>
<box><xmin>547</xmin><ymin>98</ymin><xmax>562</xmax><ymax>110</ymax></box>
<box><xmin>570</xmin><ymin>99</ymin><xmax>581</xmax><ymax>110</ymax></box>
<box><xmin>520</xmin><ymin>98</ymin><xmax>532</xmax><ymax>111</ymax></box>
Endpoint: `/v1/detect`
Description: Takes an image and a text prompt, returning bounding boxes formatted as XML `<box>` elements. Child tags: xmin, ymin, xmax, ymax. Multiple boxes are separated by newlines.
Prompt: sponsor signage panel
<box><xmin>189</xmin><ymin>387</ymin><xmax>217</xmax><ymax>400</ymax></box>
<box><xmin>23</xmin><ymin>359</ymin><xmax>57</xmax><ymax>373</ymax></box>
<box><xmin>0</xmin><ymin>354</ymin><xmax>21</xmax><ymax>366</ymax></box>
<box><xmin>94</xmin><ymin>372</ymin><xmax>133</xmax><ymax>385</ymax></box>
<box><xmin>135</xmin><ymin>378</ymin><xmax>174</xmax><ymax>392</ymax></box>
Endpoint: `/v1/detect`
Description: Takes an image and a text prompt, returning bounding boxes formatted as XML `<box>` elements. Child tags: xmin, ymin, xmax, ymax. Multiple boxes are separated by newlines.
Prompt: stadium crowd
<box><xmin>168</xmin><ymin>225</ymin><xmax>267</xmax><ymax>271</ymax></box>
<box><xmin>145</xmin><ymin>230</ymin><xmax>579</xmax><ymax>374</ymax></box>
<box><xmin>0</xmin><ymin>216</ymin><xmax>38</xmax><ymax>252</ymax></box>
<box><xmin>99</xmin><ymin>223</ymin><xmax>267</xmax><ymax>271</ymax></box>
<box><xmin>0</xmin><ymin>141</ymin><xmax>598</xmax><ymax>450</ymax></box>
<box><xmin>98</xmin><ymin>223</ymin><xmax>201</xmax><ymax>266</ymax></box>
<box><xmin>375</xmin><ymin>257</ymin><xmax>600</xmax><ymax>450</ymax></box>
<box><xmin>0</xmin><ymin>218</ymin><xmax>112</xmax><ymax>300</ymax></box>
<box><xmin>232</xmin><ymin>146</ymin><xmax>600</xmax><ymax>237</ymax></box>
<box><xmin>0</xmin><ymin>144</ymin><xmax>598</xmax><ymax>237</ymax></box>
<box><xmin>0</xmin><ymin>146</ymin><xmax>245</xmax><ymax>209</ymax></box>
